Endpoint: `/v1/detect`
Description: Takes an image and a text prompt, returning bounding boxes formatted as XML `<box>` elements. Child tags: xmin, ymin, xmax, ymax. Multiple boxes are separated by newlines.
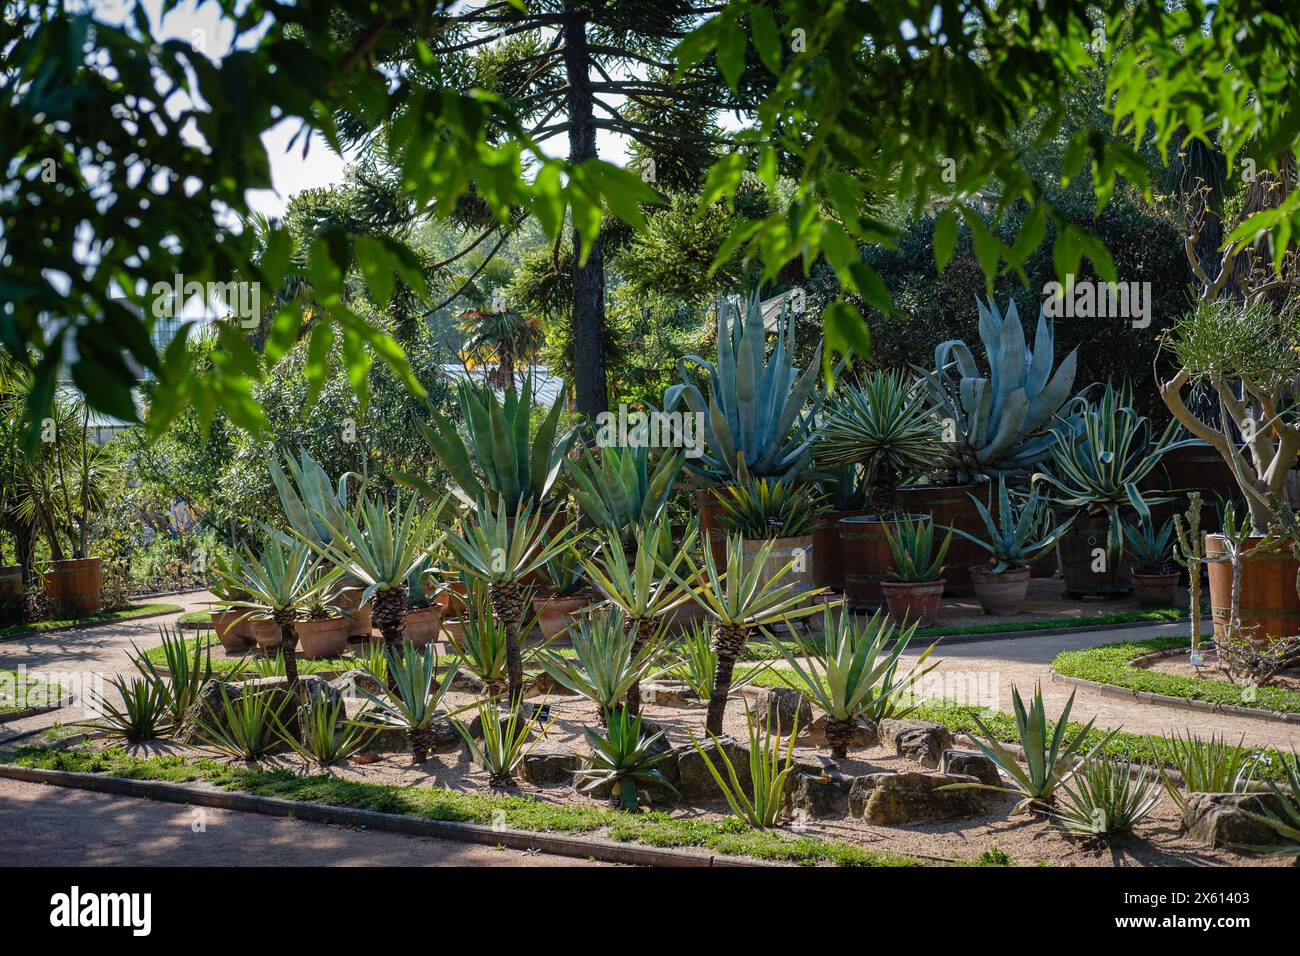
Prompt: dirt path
<box><xmin>0</xmin><ymin>777</ymin><xmax>606</xmax><ymax>867</ymax></box>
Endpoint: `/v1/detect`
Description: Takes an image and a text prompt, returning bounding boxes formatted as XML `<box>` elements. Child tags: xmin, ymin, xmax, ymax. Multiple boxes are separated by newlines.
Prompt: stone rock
<box><xmin>849</xmin><ymin>771</ymin><xmax>985</xmax><ymax>824</ymax></box>
<box><xmin>1182</xmin><ymin>792</ymin><xmax>1284</xmax><ymax>848</ymax></box>
<box><xmin>300</xmin><ymin>674</ymin><xmax>342</xmax><ymax>709</ymax></box>
<box><xmin>803</xmin><ymin>714</ymin><xmax>878</xmax><ymax>748</ymax></box>
<box><xmin>675</xmin><ymin>735</ymin><xmax>751</xmax><ymax>801</ymax></box>
<box><xmin>783</xmin><ymin>769</ymin><xmax>853</xmax><ymax>818</ymax></box>
<box><xmin>447</xmin><ymin>670</ymin><xmax>487</xmax><ymax>694</ymax></box>
<box><xmin>524</xmin><ymin>671</ymin><xmax>578</xmax><ymax>698</ymax></box>
<box><xmin>941</xmin><ymin>749</ymin><xmax>1001</xmax><ymax>788</ymax></box>
<box><xmin>639</xmin><ymin>681</ymin><xmax>698</xmax><ymax>707</ymax></box>
<box><xmin>520</xmin><ymin>744</ymin><xmax>581</xmax><ymax>786</ymax></box>
<box><xmin>328</xmin><ymin>669</ymin><xmax>381</xmax><ymax>698</ymax></box>
<box><xmin>357</xmin><ymin>711</ymin><xmax>460</xmax><ymax>756</ymax></box>
<box><xmin>177</xmin><ymin>676</ymin><xmax>295</xmax><ymax>744</ymax></box>
<box><xmin>737</xmin><ymin>686</ymin><xmax>811</xmax><ymax>735</ymax></box>
<box><xmin>879</xmin><ymin>719</ymin><xmax>953</xmax><ymax>768</ymax></box>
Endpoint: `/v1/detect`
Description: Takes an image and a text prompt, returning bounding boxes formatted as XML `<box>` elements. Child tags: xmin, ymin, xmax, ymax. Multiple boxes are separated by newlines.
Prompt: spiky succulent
<box><xmin>921</xmin><ymin>298</ymin><xmax>1078</xmax><ymax>481</ymax></box>
<box><xmin>565</xmin><ymin>444</ymin><xmax>682</xmax><ymax>539</ymax></box>
<box><xmin>715</xmin><ymin>476</ymin><xmax>827</xmax><ymax>539</ymax></box>
<box><xmin>948</xmin><ymin>477</ymin><xmax>1073</xmax><ymax>572</ymax></box>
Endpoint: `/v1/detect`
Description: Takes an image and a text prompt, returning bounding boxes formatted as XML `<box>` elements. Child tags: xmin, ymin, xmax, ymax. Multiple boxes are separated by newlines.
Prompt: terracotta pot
<box><xmin>840</xmin><ymin>514</ymin><xmax>927</xmax><ymax>608</ymax></box>
<box><xmin>1056</xmin><ymin>514</ymin><xmax>1132</xmax><ymax>596</ymax></box>
<box><xmin>294</xmin><ymin>617</ymin><xmax>350</xmax><ymax>659</ymax></box>
<box><xmin>895</xmin><ymin>483</ymin><xmax>987</xmax><ymax>594</ymax></box>
<box><xmin>970</xmin><ymin>565</ymin><xmax>1030</xmax><ymax>616</ymax></box>
<box><xmin>440</xmin><ymin>617</ymin><xmax>466</xmax><ymax>646</ymax></box>
<box><xmin>1132</xmin><ymin>570</ymin><xmax>1180</xmax><ymax>608</ymax></box>
<box><xmin>696</xmin><ymin>487</ymin><xmax>727</xmax><ymax>565</ymax></box>
<box><xmin>436</xmin><ymin>581</ymin><xmax>469</xmax><ymax>619</ymax></box>
<box><xmin>740</xmin><ymin>534</ymin><xmax>816</xmax><ymax>609</ymax></box>
<box><xmin>210</xmin><ymin>610</ymin><xmax>254</xmax><ymax>652</ymax></box>
<box><xmin>811</xmin><ymin>510</ymin><xmax>869</xmax><ymax>591</ymax></box>
<box><xmin>42</xmin><ymin>557</ymin><xmax>103</xmax><ymax>617</ymax></box>
<box><xmin>532</xmin><ymin>591</ymin><xmax>595</xmax><ymax>642</ymax></box>
<box><xmin>0</xmin><ymin>564</ymin><xmax>24</xmax><ymax>627</ymax></box>
<box><xmin>403</xmin><ymin>603</ymin><xmax>447</xmax><ymax>648</ymax></box>
<box><xmin>880</xmin><ymin>579</ymin><xmax>945</xmax><ymax>627</ymax></box>
<box><xmin>250</xmin><ymin>618</ymin><xmax>289</xmax><ymax>651</ymax></box>
<box><xmin>336</xmin><ymin>587</ymin><xmax>372</xmax><ymax>639</ymax></box>
<box><xmin>1206</xmin><ymin>534</ymin><xmax>1300</xmax><ymax>641</ymax></box>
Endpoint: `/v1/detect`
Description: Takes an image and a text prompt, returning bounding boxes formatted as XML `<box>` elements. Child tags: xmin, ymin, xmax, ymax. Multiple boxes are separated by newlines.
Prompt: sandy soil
<box><xmin>1146</xmin><ymin>652</ymin><xmax>1300</xmax><ymax>693</ymax></box>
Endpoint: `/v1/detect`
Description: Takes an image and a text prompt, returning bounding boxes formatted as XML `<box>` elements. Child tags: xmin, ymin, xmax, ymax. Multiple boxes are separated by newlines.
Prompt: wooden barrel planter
<box><xmin>42</xmin><ymin>557</ymin><xmax>103</xmax><ymax>618</ymax></box>
<box><xmin>741</xmin><ymin>535</ymin><xmax>815</xmax><ymax>609</ymax></box>
<box><xmin>0</xmin><ymin>564</ymin><xmax>23</xmax><ymax>627</ymax></box>
<box><xmin>1056</xmin><ymin>514</ymin><xmax>1132</xmax><ymax>597</ymax></box>
<box><xmin>1161</xmin><ymin>444</ymin><xmax>1239</xmax><ymax>503</ymax></box>
<box><xmin>695</xmin><ymin>487</ymin><xmax>727</xmax><ymax>565</ymax></box>
<box><xmin>1206</xmin><ymin>534</ymin><xmax>1300</xmax><ymax>641</ymax></box>
<box><xmin>895</xmin><ymin>483</ymin><xmax>985</xmax><ymax>594</ymax></box>
<box><xmin>811</xmin><ymin>510</ymin><xmax>869</xmax><ymax>591</ymax></box>
<box><xmin>841</xmin><ymin>515</ymin><xmax>924</xmax><ymax>608</ymax></box>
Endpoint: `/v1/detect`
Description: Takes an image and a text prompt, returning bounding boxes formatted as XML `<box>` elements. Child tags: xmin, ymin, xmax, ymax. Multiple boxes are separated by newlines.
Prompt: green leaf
<box><xmin>748</xmin><ymin>5</ymin><xmax>782</xmax><ymax>74</ymax></box>
<box><xmin>716</xmin><ymin>26</ymin><xmax>746</xmax><ymax>92</ymax></box>
<box><xmin>933</xmin><ymin>207</ymin><xmax>959</xmax><ymax>273</ymax></box>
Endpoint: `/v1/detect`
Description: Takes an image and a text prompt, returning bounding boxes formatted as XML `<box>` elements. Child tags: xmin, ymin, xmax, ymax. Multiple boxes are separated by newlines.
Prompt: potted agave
<box><xmin>880</xmin><ymin>515</ymin><xmax>951</xmax><ymax>626</ymax></box>
<box><xmin>402</xmin><ymin>557</ymin><xmax>447</xmax><ymax>648</ymax></box>
<box><xmin>1123</xmin><ymin>515</ymin><xmax>1180</xmax><ymax>608</ymax></box>
<box><xmin>947</xmin><ymin>478</ymin><xmax>1072</xmax><ymax>616</ymax></box>
<box><xmin>293</xmin><ymin>566</ymin><xmax>350</xmax><ymax>659</ymax></box>
<box><xmin>531</xmin><ymin>548</ymin><xmax>594</xmax><ymax>642</ymax></box>
<box><xmin>716</xmin><ymin>476</ymin><xmax>826</xmax><ymax>609</ymax></box>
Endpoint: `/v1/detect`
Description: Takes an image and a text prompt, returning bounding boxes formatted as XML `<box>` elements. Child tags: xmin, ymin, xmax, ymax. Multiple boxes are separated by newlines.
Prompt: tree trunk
<box><xmin>369</xmin><ymin>587</ymin><xmax>407</xmax><ymax>694</ymax></box>
<box><xmin>706</xmin><ymin>623</ymin><xmax>750</xmax><ymax>735</ymax></box>
<box><xmin>491</xmin><ymin>581</ymin><xmax>529</xmax><ymax>704</ymax></box>
<box><xmin>274</xmin><ymin>613</ymin><xmax>299</xmax><ymax>690</ymax></box>
<box><xmin>825</xmin><ymin>717</ymin><xmax>857</xmax><ymax>760</ymax></box>
<box><xmin>409</xmin><ymin>725</ymin><xmax>433</xmax><ymax>762</ymax></box>
<box><xmin>563</xmin><ymin>2</ymin><xmax>608</xmax><ymax>421</ymax></box>
<box><xmin>624</xmin><ymin>616</ymin><xmax>656</xmax><ymax>717</ymax></box>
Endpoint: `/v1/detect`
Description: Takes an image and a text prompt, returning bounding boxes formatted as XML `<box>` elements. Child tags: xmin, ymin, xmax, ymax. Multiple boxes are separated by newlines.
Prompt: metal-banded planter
<box><xmin>42</xmin><ymin>557</ymin><xmax>103</xmax><ymax>617</ymax></box>
<box><xmin>1205</xmin><ymin>534</ymin><xmax>1300</xmax><ymax>642</ymax></box>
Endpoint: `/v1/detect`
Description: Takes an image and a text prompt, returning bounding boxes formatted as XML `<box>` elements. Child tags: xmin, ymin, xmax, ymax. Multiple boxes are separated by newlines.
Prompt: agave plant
<box><xmin>770</xmin><ymin>605</ymin><xmax>938</xmax><ymax>758</ymax></box>
<box><xmin>198</xmin><ymin>684</ymin><xmax>292</xmax><ymax>760</ymax></box>
<box><xmin>670</xmin><ymin>533</ymin><xmax>826</xmax><ymax>734</ymax></box>
<box><xmin>1052</xmin><ymin>756</ymin><xmax>1161</xmax><ymax>837</ymax></box>
<box><xmin>537</xmin><ymin>607</ymin><xmax>672</xmax><ymax>720</ymax></box>
<box><xmin>276</xmin><ymin>695</ymin><xmax>373</xmax><ymax>766</ymax></box>
<box><xmin>883</xmin><ymin>514</ymin><xmax>951</xmax><ymax>582</ymax></box>
<box><xmin>83</xmin><ymin>674</ymin><xmax>171</xmax><ymax>743</ymax></box>
<box><xmin>576</xmin><ymin>707</ymin><xmax>677</xmax><ymax>810</ymax></box>
<box><xmin>565</xmin><ymin>444</ymin><xmax>683</xmax><ymax>540</ymax></box>
<box><xmin>948</xmin><ymin>684</ymin><xmax>1118</xmax><ymax>814</ymax></box>
<box><xmin>920</xmin><ymin>298</ymin><xmax>1078</xmax><ymax>481</ymax></box>
<box><xmin>269</xmin><ymin>448</ymin><xmax>362</xmax><ymax>548</ymax></box>
<box><xmin>947</xmin><ymin>477</ymin><xmax>1073</xmax><ymax>572</ymax></box>
<box><xmin>1156</xmin><ymin>730</ymin><xmax>1259</xmax><ymax>813</ymax></box>
<box><xmin>669</xmin><ymin>620</ymin><xmax>773</xmax><ymax>700</ymax></box>
<box><xmin>1123</xmin><ymin>514</ymin><xmax>1177</xmax><ymax>573</ymax></box>
<box><xmin>1239</xmin><ymin>751</ymin><xmax>1300</xmax><ymax>855</ymax></box>
<box><xmin>716</xmin><ymin>475</ymin><xmax>827</xmax><ymax>540</ymax></box>
<box><xmin>131</xmin><ymin>626</ymin><xmax>213</xmax><ymax>726</ymax></box>
<box><xmin>1036</xmin><ymin>381</ymin><xmax>1198</xmax><ymax>558</ymax></box>
<box><xmin>582</xmin><ymin>518</ymin><xmax>697</xmax><ymax>715</ymax></box>
<box><xmin>447</xmin><ymin>579</ymin><xmax>545</xmax><ymax>695</ymax></box>
<box><xmin>214</xmin><ymin>538</ymin><xmax>342</xmax><ymax>689</ymax></box>
<box><xmin>688</xmin><ymin>703</ymin><xmax>798</xmax><ymax>828</ymax></box>
<box><xmin>814</xmin><ymin>463</ymin><xmax>871</xmax><ymax>512</ymax></box>
<box><xmin>455</xmin><ymin>698</ymin><xmax>549</xmax><ymax>787</ymax></box>
<box><xmin>444</xmin><ymin>495</ymin><xmax>574</xmax><ymax>703</ymax></box>
<box><xmin>816</xmin><ymin>369</ymin><xmax>946</xmax><ymax>511</ymax></box>
<box><xmin>410</xmin><ymin>371</ymin><xmax>578</xmax><ymax>513</ymax></box>
<box><xmin>663</xmin><ymin>290</ymin><xmax>830</xmax><ymax>484</ymax></box>
<box><xmin>301</xmin><ymin>493</ymin><xmax>448</xmax><ymax>665</ymax></box>
<box><xmin>357</xmin><ymin>643</ymin><xmax>461</xmax><ymax>762</ymax></box>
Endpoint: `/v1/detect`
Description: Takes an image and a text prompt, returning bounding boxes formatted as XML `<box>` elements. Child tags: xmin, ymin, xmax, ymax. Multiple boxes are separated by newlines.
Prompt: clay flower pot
<box><xmin>879</xmin><ymin>579</ymin><xmax>945</xmax><ymax>627</ymax></box>
<box><xmin>250</xmin><ymin>617</ymin><xmax>288</xmax><ymax>652</ymax></box>
<box><xmin>1133</xmin><ymin>570</ymin><xmax>1180</xmax><ymax>608</ymax></box>
<box><xmin>403</xmin><ymin>602</ymin><xmax>446</xmax><ymax>648</ymax></box>
<box><xmin>970</xmin><ymin>566</ymin><xmax>1031</xmax><ymax>616</ymax></box>
<box><xmin>210</xmin><ymin>609</ymin><xmax>254</xmax><ymax>652</ymax></box>
<box><xmin>294</xmin><ymin>616</ymin><xmax>351</xmax><ymax>659</ymax></box>
<box><xmin>532</xmin><ymin>591</ymin><xmax>595</xmax><ymax>642</ymax></box>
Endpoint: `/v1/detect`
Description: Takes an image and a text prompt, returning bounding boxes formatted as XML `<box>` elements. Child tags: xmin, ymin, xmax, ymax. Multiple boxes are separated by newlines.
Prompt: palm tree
<box><xmin>582</xmin><ymin>518</ymin><xmax>698</xmax><ymax>715</ymax></box>
<box><xmin>444</xmin><ymin>495</ymin><xmax>575</xmax><ymax>704</ymax></box>
<box><xmin>457</xmin><ymin>307</ymin><xmax>544</xmax><ymax>390</ymax></box>
<box><xmin>672</xmin><ymin>533</ymin><xmax>826</xmax><ymax>734</ymax></box>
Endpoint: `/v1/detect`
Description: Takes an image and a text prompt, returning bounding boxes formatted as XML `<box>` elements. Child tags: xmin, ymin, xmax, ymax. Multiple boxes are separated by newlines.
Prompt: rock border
<box><xmin>0</xmin><ymin>762</ymin><xmax>771</xmax><ymax>868</ymax></box>
<box><xmin>0</xmin><ymin>697</ymin><xmax>73</xmax><ymax>725</ymax></box>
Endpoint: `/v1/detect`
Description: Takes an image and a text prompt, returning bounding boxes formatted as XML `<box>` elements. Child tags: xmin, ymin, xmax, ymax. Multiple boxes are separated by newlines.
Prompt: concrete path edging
<box><xmin>0</xmin><ymin>763</ymin><xmax>768</xmax><ymax>868</ymax></box>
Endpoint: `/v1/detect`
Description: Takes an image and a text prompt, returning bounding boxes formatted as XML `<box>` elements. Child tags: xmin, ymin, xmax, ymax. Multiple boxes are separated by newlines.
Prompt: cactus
<box><xmin>1172</xmin><ymin>492</ymin><xmax>1206</xmax><ymax>658</ymax></box>
<box><xmin>921</xmin><ymin>298</ymin><xmax>1078</xmax><ymax>481</ymax></box>
<box><xmin>664</xmin><ymin>291</ymin><xmax>829</xmax><ymax>484</ymax></box>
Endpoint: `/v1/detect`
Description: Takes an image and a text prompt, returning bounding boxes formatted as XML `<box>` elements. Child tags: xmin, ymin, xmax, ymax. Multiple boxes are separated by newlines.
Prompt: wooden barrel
<box><xmin>1161</xmin><ymin>444</ymin><xmax>1239</xmax><ymax>503</ymax></box>
<box><xmin>42</xmin><ymin>558</ymin><xmax>102</xmax><ymax>618</ymax></box>
<box><xmin>1056</xmin><ymin>516</ymin><xmax>1132</xmax><ymax>596</ymax></box>
<box><xmin>1206</xmin><ymin>534</ymin><xmax>1300</xmax><ymax>641</ymax></box>
<box><xmin>896</xmin><ymin>483</ymin><xmax>986</xmax><ymax>594</ymax></box>
<box><xmin>811</xmin><ymin>510</ymin><xmax>869</xmax><ymax>591</ymax></box>
<box><xmin>741</xmin><ymin>534</ymin><xmax>815</xmax><ymax>609</ymax></box>
<box><xmin>696</xmin><ymin>487</ymin><xmax>726</xmax><ymax>565</ymax></box>
<box><xmin>841</xmin><ymin>515</ymin><xmax>923</xmax><ymax>608</ymax></box>
<box><xmin>0</xmin><ymin>565</ymin><xmax>22</xmax><ymax>626</ymax></box>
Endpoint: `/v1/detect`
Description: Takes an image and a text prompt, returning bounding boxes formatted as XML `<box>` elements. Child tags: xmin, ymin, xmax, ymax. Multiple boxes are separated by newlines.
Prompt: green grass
<box><xmin>177</xmin><ymin>610</ymin><xmax>211</xmax><ymax>626</ymax></box>
<box><xmin>1053</xmin><ymin>636</ymin><xmax>1300</xmax><ymax>715</ymax></box>
<box><xmin>11</xmin><ymin>746</ymin><xmax>919</xmax><ymax>867</ymax></box>
<box><xmin>141</xmin><ymin>635</ymin><xmax>352</xmax><ymax>676</ymax></box>
<box><xmin>911</xmin><ymin>607</ymin><xmax>1187</xmax><ymax>640</ymax></box>
<box><xmin>0</xmin><ymin>669</ymin><xmax>64</xmax><ymax>714</ymax></box>
<box><xmin>0</xmin><ymin>603</ymin><xmax>182</xmax><ymax>639</ymax></box>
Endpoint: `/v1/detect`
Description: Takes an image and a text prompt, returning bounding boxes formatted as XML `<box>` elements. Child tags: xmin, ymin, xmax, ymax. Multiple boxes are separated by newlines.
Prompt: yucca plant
<box><xmin>356</xmin><ymin>643</ymin><xmax>461</xmax><ymax>761</ymax></box>
<box><xmin>444</xmin><ymin>494</ymin><xmax>575</xmax><ymax>703</ymax></box>
<box><xmin>816</xmin><ymin>369</ymin><xmax>945</xmax><ymax>511</ymax></box>
<box><xmin>447</xmin><ymin>579</ymin><xmax>545</xmax><ymax>695</ymax></box>
<box><xmin>688</xmin><ymin>704</ymin><xmax>798</xmax><ymax>828</ymax></box>
<box><xmin>883</xmin><ymin>514</ymin><xmax>951</xmax><ymax>582</ymax></box>
<box><xmin>921</xmin><ymin>298</ymin><xmax>1078</xmax><ymax>480</ymax></box>
<box><xmin>576</xmin><ymin>707</ymin><xmax>677</xmax><ymax>810</ymax></box>
<box><xmin>1157</xmin><ymin>730</ymin><xmax>1259</xmax><ymax>813</ymax></box>
<box><xmin>454</xmin><ymin>698</ymin><xmax>548</xmax><ymax>787</ymax></box>
<box><xmin>664</xmin><ymin>290</ymin><xmax>830</xmax><ymax>484</ymax></box>
<box><xmin>670</xmin><ymin>620</ymin><xmax>773</xmax><ymax>700</ymax></box>
<box><xmin>948</xmin><ymin>684</ymin><xmax>1118</xmax><ymax>813</ymax></box>
<box><xmin>670</xmin><ymin>533</ymin><xmax>826</xmax><ymax>734</ymax></box>
<box><xmin>83</xmin><ymin>674</ymin><xmax>171</xmax><ymax>743</ymax></box>
<box><xmin>275</xmin><ymin>696</ymin><xmax>373</xmax><ymax>766</ymax></box>
<box><xmin>1123</xmin><ymin>514</ymin><xmax>1178</xmax><ymax>573</ymax></box>
<box><xmin>565</xmin><ymin>444</ymin><xmax>683</xmax><ymax>540</ymax></box>
<box><xmin>301</xmin><ymin>492</ymin><xmax>448</xmax><ymax>669</ymax></box>
<box><xmin>716</xmin><ymin>475</ymin><xmax>827</xmax><ymax>540</ymax></box>
<box><xmin>214</xmin><ymin>538</ymin><xmax>342</xmax><ymax>689</ymax></box>
<box><xmin>350</xmin><ymin>640</ymin><xmax>388</xmax><ymax>686</ymax></box>
<box><xmin>198</xmin><ymin>684</ymin><xmax>292</xmax><ymax>760</ymax></box>
<box><xmin>582</xmin><ymin>518</ymin><xmax>697</xmax><ymax>715</ymax></box>
<box><xmin>131</xmin><ymin>626</ymin><xmax>213</xmax><ymax>726</ymax></box>
<box><xmin>537</xmin><ymin>607</ymin><xmax>672</xmax><ymax>721</ymax></box>
<box><xmin>1238</xmin><ymin>751</ymin><xmax>1300</xmax><ymax>855</ymax></box>
<box><xmin>411</xmin><ymin>371</ymin><xmax>579</xmax><ymax>513</ymax></box>
<box><xmin>771</xmin><ymin>605</ymin><xmax>938</xmax><ymax>758</ymax></box>
<box><xmin>1052</xmin><ymin>757</ymin><xmax>1161</xmax><ymax>837</ymax></box>
<box><xmin>948</xmin><ymin>477</ymin><xmax>1073</xmax><ymax>572</ymax></box>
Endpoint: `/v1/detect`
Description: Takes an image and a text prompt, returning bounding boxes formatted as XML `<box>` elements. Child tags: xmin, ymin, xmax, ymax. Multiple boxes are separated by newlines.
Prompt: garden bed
<box><xmin>0</xmin><ymin>669</ymin><xmax>68</xmax><ymax>722</ymax></box>
<box><xmin>0</xmin><ymin>603</ymin><xmax>183</xmax><ymax>640</ymax></box>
